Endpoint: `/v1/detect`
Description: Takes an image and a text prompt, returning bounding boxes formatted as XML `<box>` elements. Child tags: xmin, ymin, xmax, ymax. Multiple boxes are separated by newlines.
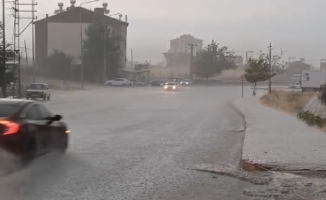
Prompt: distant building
<box><xmin>285</xmin><ymin>61</ymin><xmax>311</xmax><ymax>75</ymax></box>
<box><xmin>34</xmin><ymin>1</ymin><xmax>128</xmax><ymax>70</ymax></box>
<box><xmin>269</xmin><ymin>61</ymin><xmax>311</xmax><ymax>85</ymax></box>
<box><xmin>163</xmin><ymin>34</ymin><xmax>203</xmax><ymax>68</ymax></box>
<box><xmin>233</xmin><ymin>55</ymin><xmax>244</xmax><ymax>67</ymax></box>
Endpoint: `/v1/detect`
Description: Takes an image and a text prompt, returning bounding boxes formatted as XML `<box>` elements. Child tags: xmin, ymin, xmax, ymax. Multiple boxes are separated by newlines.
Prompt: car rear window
<box><xmin>29</xmin><ymin>84</ymin><xmax>46</xmax><ymax>89</ymax></box>
<box><xmin>0</xmin><ymin>105</ymin><xmax>20</xmax><ymax>118</ymax></box>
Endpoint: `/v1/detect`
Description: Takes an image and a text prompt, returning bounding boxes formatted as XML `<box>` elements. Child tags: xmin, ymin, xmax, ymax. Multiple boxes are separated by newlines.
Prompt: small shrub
<box><xmin>297</xmin><ymin>111</ymin><xmax>326</xmax><ymax>128</ymax></box>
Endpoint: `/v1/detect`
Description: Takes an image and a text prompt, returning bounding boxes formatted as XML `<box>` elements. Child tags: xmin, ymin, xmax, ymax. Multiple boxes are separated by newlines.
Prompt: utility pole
<box><xmin>188</xmin><ymin>43</ymin><xmax>196</xmax><ymax>79</ymax></box>
<box><xmin>103</xmin><ymin>22</ymin><xmax>107</xmax><ymax>84</ymax></box>
<box><xmin>32</xmin><ymin>0</ymin><xmax>36</xmax><ymax>82</ymax></box>
<box><xmin>13</xmin><ymin>0</ymin><xmax>37</xmax><ymax>98</ymax></box>
<box><xmin>131</xmin><ymin>49</ymin><xmax>133</xmax><ymax>70</ymax></box>
<box><xmin>1</xmin><ymin>0</ymin><xmax>6</xmax><ymax>97</ymax></box>
<box><xmin>268</xmin><ymin>42</ymin><xmax>272</xmax><ymax>94</ymax></box>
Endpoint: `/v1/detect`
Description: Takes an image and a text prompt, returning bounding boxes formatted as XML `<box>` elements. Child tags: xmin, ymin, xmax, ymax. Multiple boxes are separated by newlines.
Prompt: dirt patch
<box><xmin>260</xmin><ymin>90</ymin><xmax>317</xmax><ymax>113</ymax></box>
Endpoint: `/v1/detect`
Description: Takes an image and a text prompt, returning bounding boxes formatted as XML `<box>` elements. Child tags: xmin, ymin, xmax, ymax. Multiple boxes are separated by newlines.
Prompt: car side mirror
<box><xmin>45</xmin><ymin>115</ymin><xmax>62</xmax><ymax>125</ymax></box>
<box><xmin>53</xmin><ymin>115</ymin><xmax>62</xmax><ymax>121</ymax></box>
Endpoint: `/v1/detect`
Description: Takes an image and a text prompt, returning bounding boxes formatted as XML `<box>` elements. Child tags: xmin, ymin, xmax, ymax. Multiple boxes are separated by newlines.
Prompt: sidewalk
<box><xmin>233</xmin><ymin>93</ymin><xmax>326</xmax><ymax>171</ymax></box>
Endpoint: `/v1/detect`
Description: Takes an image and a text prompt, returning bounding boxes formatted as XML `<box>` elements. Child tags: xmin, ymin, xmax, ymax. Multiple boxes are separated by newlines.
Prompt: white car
<box><xmin>105</xmin><ymin>78</ymin><xmax>131</xmax><ymax>86</ymax></box>
<box><xmin>130</xmin><ymin>79</ymin><xmax>146</xmax><ymax>86</ymax></box>
<box><xmin>26</xmin><ymin>83</ymin><xmax>51</xmax><ymax>101</ymax></box>
<box><xmin>180</xmin><ymin>79</ymin><xmax>193</xmax><ymax>85</ymax></box>
<box><xmin>164</xmin><ymin>82</ymin><xmax>178</xmax><ymax>91</ymax></box>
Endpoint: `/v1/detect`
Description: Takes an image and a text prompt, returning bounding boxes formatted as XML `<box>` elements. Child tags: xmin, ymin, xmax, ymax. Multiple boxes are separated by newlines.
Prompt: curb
<box><xmin>228</xmin><ymin>102</ymin><xmax>247</xmax><ymax>132</ymax></box>
<box><xmin>229</xmin><ymin>102</ymin><xmax>277</xmax><ymax>172</ymax></box>
<box><xmin>228</xmin><ymin>102</ymin><xmax>248</xmax><ymax>170</ymax></box>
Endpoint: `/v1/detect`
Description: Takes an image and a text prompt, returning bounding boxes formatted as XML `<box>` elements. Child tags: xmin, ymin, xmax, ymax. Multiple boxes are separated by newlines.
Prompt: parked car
<box><xmin>180</xmin><ymin>79</ymin><xmax>193</xmax><ymax>86</ymax></box>
<box><xmin>26</xmin><ymin>83</ymin><xmax>51</xmax><ymax>101</ymax></box>
<box><xmin>151</xmin><ymin>80</ymin><xmax>165</xmax><ymax>86</ymax></box>
<box><xmin>130</xmin><ymin>79</ymin><xmax>146</xmax><ymax>86</ymax></box>
<box><xmin>164</xmin><ymin>82</ymin><xmax>178</xmax><ymax>91</ymax></box>
<box><xmin>288</xmin><ymin>82</ymin><xmax>301</xmax><ymax>89</ymax></box>
<box><xmin>105</xmin><ymin>78</ymin><xmax>131</xmax><ymax>86</ymax></box>
<box><xmin>0</xmin><ymin>99</ymin><xmax>69</xmax><ymax>166</ymax></box>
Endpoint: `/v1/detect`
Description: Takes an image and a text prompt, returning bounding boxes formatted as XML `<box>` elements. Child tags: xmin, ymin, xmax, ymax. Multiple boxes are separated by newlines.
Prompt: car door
<box><xmin>112</xmin><ymin>78</ymin><xmax>119</xmax><ymax>86</ymax></box>
<box><xmin>116</xmin><ymin>78</ymin><xmax>123</xmax><ymax>86</ymax></box>
<box><xmin>37</xmin><ymin>104</ymin><xmax>62</xmax><ymax>150</ymax></box>
<box><xmin>24</xmin><ymin>104</ymin><xmax>50</xmax><ymax>153</ymax></box>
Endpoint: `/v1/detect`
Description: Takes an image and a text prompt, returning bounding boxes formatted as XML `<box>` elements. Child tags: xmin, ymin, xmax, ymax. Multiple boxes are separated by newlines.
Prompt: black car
<box><xmin>0</xmin><ymin>99</ymin><xmax>69</xmax><ymax>166</ymax></box>
<box><xmin>151</xmin><ymin>80</ymin><xmax>165</xmax><ymax>86</ymax></box>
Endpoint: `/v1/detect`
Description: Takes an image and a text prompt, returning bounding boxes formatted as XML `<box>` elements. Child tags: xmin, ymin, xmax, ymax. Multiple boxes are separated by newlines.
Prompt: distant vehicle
<box><xmin>130</xmin><ymin>79</ymin><xmax>146</xmax><ymax>86</ymax></box>
<box><xmin>26</xmin><ymin>83</ymin><xmax>51</xmax><ymax>101</ymax></box>
<box><xmin>105</xmin><ymin>78</ymin><xmax>131</xmax><ymax>86</ymax></box>
<box><xmin>151</xmin><ymin>80</ymin><xmax>165</xmax><ymax>86</ymax></box>
<box><xmin>301</xmin><ymin>70</ymin><xmax>326</xmax><ymax>92</ymax></box>
<box><xmin>288</xmin><ymin>82</ymin><xmax>301</xmax><ymax>89</ymax></box>
<box><xmin>180</xmin><ymin>79</ymin><xmax>193</xmax><ymax>86</ymax></box>
<box><xmin>164</xmin><ymin>82</ymin><xmax>178</xmax><ymax>91</ymax></box>
<box><xmin>0</xmin><ymin>99</ymin><xmax>69</xmax><ymax>165</ymax></box>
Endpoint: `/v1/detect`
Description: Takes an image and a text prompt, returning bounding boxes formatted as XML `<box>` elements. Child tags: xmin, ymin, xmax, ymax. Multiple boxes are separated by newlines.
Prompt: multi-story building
<box><xmin>34</xmin><ymin>1</ymin><xmax>128</xmax><ymax>71</ymax></box>
<box><xmin>163</xmin><ymin>34</ymin><xmax>203</xmax><ymax>68</ymax></box>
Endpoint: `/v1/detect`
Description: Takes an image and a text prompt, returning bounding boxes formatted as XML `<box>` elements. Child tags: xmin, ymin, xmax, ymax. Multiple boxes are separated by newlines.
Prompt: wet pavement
<box><xmin>0</xmin><ymin>86</ymin><xmax>318</xmax><ymax>200</ymax></box>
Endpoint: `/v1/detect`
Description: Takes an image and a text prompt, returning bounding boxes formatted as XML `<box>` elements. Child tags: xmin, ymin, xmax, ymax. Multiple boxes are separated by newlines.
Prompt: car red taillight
<box><xmin>0</xmin><ymin>120</ymin><xmax>19</xmax><ymax>135</ymax></box>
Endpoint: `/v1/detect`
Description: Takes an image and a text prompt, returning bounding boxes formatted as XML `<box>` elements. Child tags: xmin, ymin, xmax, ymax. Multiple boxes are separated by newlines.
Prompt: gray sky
<box><xmin>3</xmin><ymin>0</ymin><xmax>326</xmax><ymax>67</ymax></box>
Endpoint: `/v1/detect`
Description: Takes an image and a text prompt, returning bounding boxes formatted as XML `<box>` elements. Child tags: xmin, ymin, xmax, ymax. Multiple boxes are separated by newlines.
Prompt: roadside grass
<box><xmin>261</xmin><ymin>90</ymin><xmax>326</xmax><ymax>131</ymax></box>
<box><xmin>260</xmin><ymin>90</ymin><xmax>317</xmax><ymax>114</ymax></box>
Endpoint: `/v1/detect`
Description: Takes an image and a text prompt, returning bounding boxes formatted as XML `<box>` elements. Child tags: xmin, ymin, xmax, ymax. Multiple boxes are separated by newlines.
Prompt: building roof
<box><xmin>34</xmin><ymin>7</ymin><xmax>128</xmax><ymax>26</ymax></box>
<box><xmin>170</xmin><ymin>34</ymin><xmax>202</xmax><ymax>42</ymax></box>
<box><xmin>285</xmin><ymin>61</ymin><xmax>310</xmax><ymax>74</ymax></box>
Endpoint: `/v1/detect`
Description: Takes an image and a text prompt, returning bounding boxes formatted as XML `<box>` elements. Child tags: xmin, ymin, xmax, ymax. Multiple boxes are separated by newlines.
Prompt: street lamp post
<box><xmin>80</xmin><ymin>0</ymin><xmax>99</xmax><ymax>89</ymax></box>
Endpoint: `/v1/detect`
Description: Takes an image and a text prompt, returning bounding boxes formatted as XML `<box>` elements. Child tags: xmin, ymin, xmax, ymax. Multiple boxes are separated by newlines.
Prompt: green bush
<box><xmin>297</xmin><ymin>111</ymin><xmax>326</xmax><ymax>128</ymax></box>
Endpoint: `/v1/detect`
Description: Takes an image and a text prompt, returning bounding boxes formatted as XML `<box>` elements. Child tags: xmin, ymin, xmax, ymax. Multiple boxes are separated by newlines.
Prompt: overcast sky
<box><xmin>3</xmin><ymin>0</ymin><xmax>326</xmax><ymax>67</ymax></box>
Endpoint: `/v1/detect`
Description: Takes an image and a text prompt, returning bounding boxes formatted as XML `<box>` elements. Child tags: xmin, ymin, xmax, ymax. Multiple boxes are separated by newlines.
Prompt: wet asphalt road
<box><xmin>0</xmin><ymin>86</ymin><xmax>252</xmax><ymax>200</ymax></box>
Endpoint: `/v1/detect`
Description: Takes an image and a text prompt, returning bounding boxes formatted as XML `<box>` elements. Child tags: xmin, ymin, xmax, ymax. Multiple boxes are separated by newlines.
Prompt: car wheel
<box><xmin>107</xmin><ymin>82</ymin><xmax>112</xmax><ymax>86</ymax></box>
<box><xmin>47</xmin><ymin>95</ymin><xmax>51</xmax><ymax>101</ymax></box>
<box><xmin>59</xmin><ymin>136</ymin><xmax>68</xmax><ymax>154</ymax></box>
<box><xmin>122</xmin><ymin>83</ymin><xmax>127</xmax><ymax>86</ymax></box>
<box><xmin>21</xmin><ymin>138</ymin><xmax>37</xmax><ymax>166</ymax></box>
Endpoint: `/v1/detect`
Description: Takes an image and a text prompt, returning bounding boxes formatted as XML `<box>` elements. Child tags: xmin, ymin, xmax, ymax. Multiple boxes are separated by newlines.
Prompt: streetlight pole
<box><xmin>80</xmin><ymin>0</ymin><xmax>99</xmax><ymax>89</ymax></box>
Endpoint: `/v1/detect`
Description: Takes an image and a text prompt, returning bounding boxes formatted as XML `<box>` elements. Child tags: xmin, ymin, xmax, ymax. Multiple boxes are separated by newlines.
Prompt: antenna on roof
<box><xmin>70</xmin><ymin>0</ymin><xmax>76</xmax><ymax>8</ymax></box>
<box><xmin>55</xmin><ymin>2</ymin><xmax>64</xmax><ymax>14</ymax></box>
<box><xmin>103</xmin><ymin>2</ymin><xmax>110</xmax><ymax>14</ymax></box>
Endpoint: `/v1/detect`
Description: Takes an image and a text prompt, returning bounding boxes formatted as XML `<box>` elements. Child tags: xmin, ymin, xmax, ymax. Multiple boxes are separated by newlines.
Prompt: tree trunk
<box><xmin>252</xmin><ymin>82</ymin><xmax>257</xmax><ymax>96</ymax></box>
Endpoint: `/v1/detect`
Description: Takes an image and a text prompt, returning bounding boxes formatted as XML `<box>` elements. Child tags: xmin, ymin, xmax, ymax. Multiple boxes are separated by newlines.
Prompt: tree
<box><xmin>0</xmin><ymin>21</ymin><xmax>15</xmax><ymax>97</ymax></box>
<box><xmin>45</xmin><ymin>49</ymin><xmax>73</xmax><ymax>80</ymax></box>
<box><xmin>193</xmin><ymin>40</ymin><xmax>236</xmax><ymax>80</ymax></box>
<box><xmin>244</xmin><ymin>56</ymin><xmax>270</xmax><ymax>95</ymax></box>
<box><xmin>82</xmin><ymin>21</ymin><xmax>120</xmax><ymax>82</ymax></box>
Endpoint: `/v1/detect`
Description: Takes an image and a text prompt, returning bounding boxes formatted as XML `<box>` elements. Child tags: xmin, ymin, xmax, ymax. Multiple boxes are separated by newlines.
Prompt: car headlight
<box><xmin>173</xmin><ymin>86</ymin><xmax>176</xmax><ymax>89</ymax></box>
<box><xmin>164</xmin><ymin>85</ymin><xmax>168</xmax><ymax>89</ymax></box>
<box><xmin>186</xmin><ymin>82</ymin><xmax>189</xmax><ymax>84</ymax></box>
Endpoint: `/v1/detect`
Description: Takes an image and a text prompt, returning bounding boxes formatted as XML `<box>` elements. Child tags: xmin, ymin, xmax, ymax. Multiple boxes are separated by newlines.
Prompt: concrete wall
<box><xmin>35</xmin><ymin>19</ymin><xmax>48</xmax><ymax>69</ymax></box>
<box><xmin>48</xmin><ymin>22</ymin><xmax>90</xmax><ymax>62</ymax></box>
